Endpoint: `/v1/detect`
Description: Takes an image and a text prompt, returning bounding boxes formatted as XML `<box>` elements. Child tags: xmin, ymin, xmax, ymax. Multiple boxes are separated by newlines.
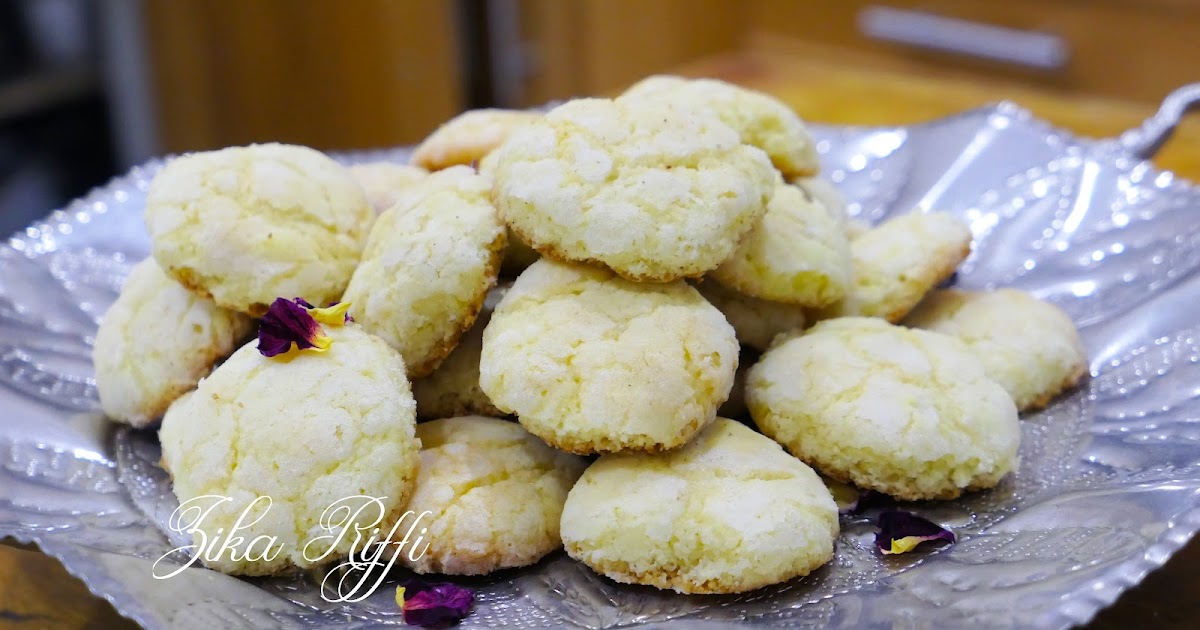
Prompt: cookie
<box><xmin>694</xmin><ymin>280</ymin><xmax>807</xmax><ymax>352</ymax></box>
<box><xmin>348</xmin><ymin>162</ymin><xmax>428</xmax><ymax>214</ymax></box>
<box><xmin>709</xmin><ymin>178</ymin><xmax>851</xmax><ymax>307</ymax></box>
<box><xmin>412</xmin><ymin>285</ymin><xmax>509</xmax><ymax>419</ymax></box>
<box><xmin>815</xmin><ymin>211</ymin><xmax>971</xmax><ymax>322</ymax></box>
<box><xmin>342</xmin><ymin>166</ymin><xmax>505</xmax><ymax>378</ymax></box>
<box><xmin>904</xmin><ymin>288</ymin><xmax>1087</xmax><ymax>411</ymax></box>
<box><xmin>491</xmin><ymin>97</ymin><xmax>775</xmax><ymax>282</ymax></box>
<box><xmin>400</xmin><ymin>416</ymin><xmax>587</xmax><ymax>575</ymax></box>
<box><xmin>144</xmin><ymin>143</ymin><xmax>373</xmax><ymax>316</ymax></box>
<box><xmin>412</xmin><ymin>109</ymin><xmax>542</xmax><ymax>171</ymax></box>
<box><xmin>794</xmin><ymin>176</ymin><xmax>847</xmax><ymax>225</ymax></box>
<box><xmin>746</xmin><ymin>317</ymin><xmax>1019</xmax><ymax>500</ymax></box>
<box><xmin>621</xmin><ymin>75</ymin><xmax>820</xmax><ymax>177</ymax></box>
<box><xmin>93</xmin><ymin>258</ymin><xmax>253</xmax><ymax>427</ymax></box>
<box><xmin>560</xmin><ymin>418</ymin><xmax>838</xmax><ymax>594</ymax></box>
<box><xmin>158</xmin><ymin>324</ymin><xmax>420</xmax><ymax>576</ymax></box>
<box><xmin>479</xmin><ymin>258</ymin><xmax>738</xmax><ymax>454</ymax></box>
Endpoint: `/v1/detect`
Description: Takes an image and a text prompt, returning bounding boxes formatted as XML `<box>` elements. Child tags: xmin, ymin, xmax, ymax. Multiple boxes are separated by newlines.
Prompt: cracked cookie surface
<box><xmin>815</xmin><ymin>211</ymin><xmax>971</xmax><ymax>322</ymax></box>
<box><xmin>710</xmin><ymin>178</ymin><xmax>851</xmax><ymax>307</ymax></box>
<box><xmin>158</xmin><ymin>324</ymin><xmax>420</xmax><ymax>576</ymax></box>
<box><xmin>905</xmin><ymin>288</ymin><xmax>1087</xmax><ymax>411</ymax></box>
<box><xmin>561</xmin><ymin>418</ymin><xmax>838</xmax><ymax>594</ymax></box>
<box><xmin>144</xmin><ymin>143</ymin><xmax>373</xmax><ymax>315</ymax></box>
<box><xmin>400</xmin><ymin>416</ymin><xmax>587</xmax><ymax>575</ymax></box>
<box><xmin>491</xmin><ymin>97</ymin><xmax>774</xmax><ymax>282</ymax></box>
<box><xmin>341</xmin><ymin>166</ymin><xmax>505</xmax><ymax>378</ymax></box>
<box><xmin>621</xmin><ymin>75</ymin><xmax>820</xmax><ymax>177</ymax></box>
<box><xmin>746</xmin><ymin>317</ymin><xmax>1020</xmax><ymax>500</ymax></box>
<box><xmin>93</xmin><ymin>258</ymin><xmax>253</xmax><ymax>427</ymax></box>
<box><xmin>479</xmin><ymin>258</ymin><xmax>738</xmax><ymax>454</ymax></box>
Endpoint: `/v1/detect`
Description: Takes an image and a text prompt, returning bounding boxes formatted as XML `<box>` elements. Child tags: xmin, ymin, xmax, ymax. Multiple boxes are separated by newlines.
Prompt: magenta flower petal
<box><xmin>875</xmin><ymin>510</ymin><xmax>955</xmax><ymax>555</ymax></box>
<box><xmin>399</xmin><ymin>581</ymin><xmax>474</xmax><ymax>628</ymax></box>
<box><xmin>257</xmin><ymin>297</ymin><xmax>329</xmax><ymax>357</ymax></box>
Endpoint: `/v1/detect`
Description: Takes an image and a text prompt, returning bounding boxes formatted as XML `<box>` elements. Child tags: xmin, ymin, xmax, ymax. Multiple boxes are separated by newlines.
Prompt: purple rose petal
<box><xmin>398</xmin><ymin>581</ymin><xmax>474</xmax><ymax>628</ymax></box>
<box><xmin>257</xmin><ymin>297</ymin><xmax>329</xmax><ymax>357</ymax></box>
<box><xmin>875</xmin><ymin>510</ymin><xmax>955</xmax><ymax>555</ymax></box>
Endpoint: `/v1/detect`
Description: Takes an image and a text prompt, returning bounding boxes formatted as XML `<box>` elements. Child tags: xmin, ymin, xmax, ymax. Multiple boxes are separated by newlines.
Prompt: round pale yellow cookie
<box><xmin>401</xmin><ymin>416</ymin><xmax>587</xmax><ymax>575</ymax></box>
<box><xmin>159</xmin><ymin>324</ymin><xmax>420</xmax><ymax>576</ymax></box>
<box><xmin>412</xmin><ymin>109</ymin><xmax>542</xmax><ymax>171</ymax></box>
<box><xmin>710</xmin><ymin>178</ymin><xmax>851</xmax><ymax>307</ymax></box>
<box><xmin>479</xmin><ymin>258</ymin><xmax>739</xmax><ymax>454</ymax></box>
<box><xmin>348</xmin><ymin>162</ymin><xmax>428</xmax><ymax>214</ymax></box>
<box><xmin>144</xmin><ymin>143</ymin><xmax>372</xmax><ymax>316</ymax></box>
<box><xmin>746</xmin><ymin>317</ymin><xmax>1020</xmax><ymax>501</ymax></box>
<box><xmin>93</xmin><ymin>258</ymin><xmax>253</xmax><ymax>428</ymax></box>
<box><xmin>621</xmin><ymin>75</ymin><xmax>820</xmax><ymax>177</ymax></box>
<box><xmin>794</xmin><ymin>176</ymin><xmax>847</xmax><ymax>225</ymax></box>
<box><xmin>342</xmin><ymin>166</ymin><xmax>505</xmax><ymax>378</ymax></box>
<box><xmin>904</xmin><ymin>288</ymin><xmax>1087</xmax><ymax>411</ymax></box>
<box><xmin>815</xmin><ymin>211</ymin><xmax>971</xmax><ymax>322</ymax></box>
<box><xmin>411</xmin><ymin>285</ymin><xmax>509</xmax><ymax>419</ymax></box>
<box><xmin>694</xmin><ymin>280</ymin><xmax>806</xmax><ymax>352</ymax></box>
<box><xmin>491</xmin><ymin>97</ymin><xmax>775</xmax><ymax>282</ymax></box>
<box><xmin>561</xmin><ymin>418</ymin><xmax>838</xmax><ymax>594</ymax></box>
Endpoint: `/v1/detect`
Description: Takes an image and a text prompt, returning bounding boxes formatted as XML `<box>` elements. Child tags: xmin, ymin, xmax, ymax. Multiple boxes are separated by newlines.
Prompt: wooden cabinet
<box><xmin>142</xmin><ymin>0</ymin><xmax>463</xmax><ymax>153</ymax></box>
<box><xmin>510</xmin><ymin>0</ymin><xmax>1200</xmax><ymax>106</ymax></box>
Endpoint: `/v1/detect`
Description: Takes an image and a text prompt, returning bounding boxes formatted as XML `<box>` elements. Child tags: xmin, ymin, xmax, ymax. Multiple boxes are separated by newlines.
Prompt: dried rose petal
<box><xmin>875</xmin><ymin>510</ymin><xmax>955</xmax><ymax>555</ymax></box>
<box><xmin>257</xmin><ymin>297</ymin><xmax>331</xmax><ymax>357</ymax></box>
<box><xmin>397</xmin><ymin>580</ymin><xmax>473</xmax><ymax>628</ymax></box>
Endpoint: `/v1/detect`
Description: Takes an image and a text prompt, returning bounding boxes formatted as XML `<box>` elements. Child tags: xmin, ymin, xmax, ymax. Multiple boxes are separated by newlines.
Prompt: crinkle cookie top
<box><xmin>560</xmin><ymin>418</ymin><xmax>838</xmax><ymax>594</ymax></box>
<box><xmin>93</xmin><ymin>258</ymin><xmax>253</xmax><ymax>427</ymax></box>
<box><xmin>905</xmin><ymin>288</ymin><xmax>1087</xmax><ymax>411</ymax></box>
<box><xmin>710</xmin><ymin>178</ymin><xmax>851</xmax><ymax>307</ymax></box>
<box><xmin>747</xmin><ymin>317</ymin><xmax>1020</xmax><ymax>501</ymax></box>
<box><xmin>411</xmin><ymin>108</ymin><xmax>542</xmax><ymax>171</ymax></box>
<box><xmin>348</xmin><ymin>162</ymin><xmax>428</xmax><ymax>214</ymax></box>
<box><xmin>344</xmin><ymin>166</ymin><xmax>504</xmax><ymax>378</ymax></box>
<box><xmin>817</xmin><ymin>211</ymin><xmax>971</xmax><ymax>322</ymax></box>
<box><xmin>158</xmin><ymin>324</ymin><xmax>419</xmax><ymax>576</ymax></box>
<box><xmin>479</xmin><ymin>258</ymin><xmax>738</xmax><ymax>454</ymax></box>
<box><xmin>144</xmin><ymin>143</ymin><xmax>373</xmax><ymax>316</ymax></box>
<box><xmin>402</xmin><ymin>416</ymin><xmax>587</xmax><ymax>575</ymax></box>
<box><xmin>621</xmin><ymin>75</ymin><xmax>820</xmax><ymax>177</ymax></box>
<box><xmin>491</xmin><ymin>97</ymin><xmax>775</xmax><ymax>282</ymax></box>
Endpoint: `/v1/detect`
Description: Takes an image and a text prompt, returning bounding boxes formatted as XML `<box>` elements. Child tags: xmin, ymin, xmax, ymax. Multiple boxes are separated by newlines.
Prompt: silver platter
<box><xmin>3</xmin><ymin>86</ymin><xmax>1200</xmax><ymax>629</ymax></box>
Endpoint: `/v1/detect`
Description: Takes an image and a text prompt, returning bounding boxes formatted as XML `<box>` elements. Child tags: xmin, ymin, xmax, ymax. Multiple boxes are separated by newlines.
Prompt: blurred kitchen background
<box><xmin>2</xmin><ymin>0</ymin><xmax>1198</xmax><ymax>236</ymax></box>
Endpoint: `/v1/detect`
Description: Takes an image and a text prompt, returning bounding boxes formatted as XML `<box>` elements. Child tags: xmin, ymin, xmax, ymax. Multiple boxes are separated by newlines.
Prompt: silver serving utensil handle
<box><xmin>1119</xmin><ymin>83</ymin><xmax>1200</xmax><ymax>160</ymax></box>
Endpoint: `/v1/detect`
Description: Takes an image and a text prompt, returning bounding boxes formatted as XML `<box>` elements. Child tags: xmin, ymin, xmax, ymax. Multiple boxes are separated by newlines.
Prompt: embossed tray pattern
<box><xmin>3</xmin><ymin>101</ymin><xmax>1200</xmax><ymax>629</ymax></box>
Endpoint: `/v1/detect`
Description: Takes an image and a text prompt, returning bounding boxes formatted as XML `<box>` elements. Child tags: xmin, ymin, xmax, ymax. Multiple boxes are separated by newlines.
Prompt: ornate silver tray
<box><xmin>3</xmin><ymin>85</ymin><xmax>1200</xmax><ymax>629</ymax></box>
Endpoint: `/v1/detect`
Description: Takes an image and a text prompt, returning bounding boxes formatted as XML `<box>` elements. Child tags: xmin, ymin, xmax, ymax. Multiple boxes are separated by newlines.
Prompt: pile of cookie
<box><xmin>92</xmin><ymin>75</ymin><xmax>1087</xmax><ymax>594</ymax></box>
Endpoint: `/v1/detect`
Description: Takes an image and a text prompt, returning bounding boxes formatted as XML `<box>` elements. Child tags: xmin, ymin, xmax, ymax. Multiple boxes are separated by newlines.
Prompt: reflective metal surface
<box><xmin>2</xmin><ymin>98</ymin><xmax>1200</xmax><ymax>629</ymax></box>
